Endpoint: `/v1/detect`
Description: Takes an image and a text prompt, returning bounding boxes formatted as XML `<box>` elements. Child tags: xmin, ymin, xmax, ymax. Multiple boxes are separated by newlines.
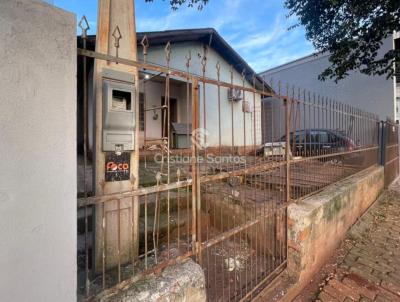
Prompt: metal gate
<box><xmin>382</xmin><ymin>119</ymin><xmax>400</xmax><ymax>187</ymax></box>
<box><xmin>76</xmin><ymin>16</ymin><xmax>381</xmax><ymax>302</ymax></box>
<box><xmin>76</xmin><ymin>19</ymin><xmax>289</xmax><ymax>301</ymax></box>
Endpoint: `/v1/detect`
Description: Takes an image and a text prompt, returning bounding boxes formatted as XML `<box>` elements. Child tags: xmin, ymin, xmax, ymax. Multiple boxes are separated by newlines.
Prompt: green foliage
<box><xmin>145</xmin><ymin>0</ymin><xmax>208</xmax><ymax>10</ymax></box>
<box><xmin>284</xmin><ymin>0</ymin><xmax>400</xmax><ymax>81</ymax></box>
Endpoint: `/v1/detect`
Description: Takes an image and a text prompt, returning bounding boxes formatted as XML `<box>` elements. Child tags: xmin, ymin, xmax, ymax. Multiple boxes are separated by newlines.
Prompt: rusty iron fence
<box><xmin>382</xmin><ymin>119</ymin><xmax>400</xmax><ymax>187</ymax></box>
<box><xmin>76</xmin><ymin>17</ymin><xmax>383</xmax><ymax>302</ymax></box>
<box><xmin>272</xmin><ymin>86</ymin><xmax>381</xmax><ymax>201</ymax></box>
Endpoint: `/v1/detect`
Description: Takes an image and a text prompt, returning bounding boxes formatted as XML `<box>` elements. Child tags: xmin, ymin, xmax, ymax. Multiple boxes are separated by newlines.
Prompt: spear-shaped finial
<box><xmin>140</xmin><ymin>35</ymin><xmax>149</xmax><ymax>63</ymax></box>
<box><xmin>78</xmin><ymin>15</ymin><xmax>90</xmax><ymax>39</ymax></box>
<box><xmin>186</xmin><ymin>50</ymin><xmax>192</xmax><ymax>70</ymax></box>
<box><xmin>112</xmin><ymin>25</ymin><xmax>122</xmax><ymax>62</ymax></box>
<box><xmin>216</xmin><ymin>61</ymin><xmax>221</xmax><ymax>80</ymax></box>
<box><xmin>165</xmin><ymin>42</ymin><xmax>171</xmax><ymax>67</ymax></box>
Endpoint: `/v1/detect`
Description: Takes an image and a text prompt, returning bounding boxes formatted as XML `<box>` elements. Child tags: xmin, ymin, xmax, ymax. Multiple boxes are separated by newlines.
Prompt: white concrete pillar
<box><xmin>0</xmin><ymin>0</ymin><xmax>76</xmax><ymax>301</ymax></box>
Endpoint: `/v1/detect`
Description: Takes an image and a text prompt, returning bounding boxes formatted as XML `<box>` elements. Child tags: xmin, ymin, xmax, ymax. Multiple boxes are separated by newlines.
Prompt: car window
<box><xmin>328</xmin><ymin>133</ymin><xmax>335</xmax><ymax>143</ymax></box>
<box><xmin>329</xmin><ymin>133</ymin><xmax>340</xmax><ymax>143</ymax></box>
<box><xmin>281</xmin><ymin>131</ymin><xmax>306</xmax><ymax>143</ymax></box>
<box><xmin>295</xmin><ymin>131</ymin><xmax>305</xmax><ymax>143</ymax></box>
<box><xmin>294</xmin><ymin>134</ymin><xmax>300</xmax><ymax>143</ymax></box>
<box><xmin>318</xmin><ymin>131</ymin><xmax>329</xmax><ymax>144</ymax></box>
<box><xmin>308</xmin><ymin>131</ymin><xmax>318</xmax><ymax>143</ymax></box>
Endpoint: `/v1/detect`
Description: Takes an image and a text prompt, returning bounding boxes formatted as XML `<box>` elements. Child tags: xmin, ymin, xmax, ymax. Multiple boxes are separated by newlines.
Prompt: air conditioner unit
<box><xmin>242</xmin><ymin>101</ymin><xmax>252</xmax><ymax>113</ymax></box>
<box><xmin>228</xmin><ymin>88</ymin><xmax>243</xmax><ymax>102</ymax></box>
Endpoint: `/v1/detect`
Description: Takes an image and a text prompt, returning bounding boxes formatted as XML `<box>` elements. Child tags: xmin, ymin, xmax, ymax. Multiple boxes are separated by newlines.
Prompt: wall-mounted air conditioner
<box><xmin>228</xmin><ymin>88</ymin><xmax>243</xmax><ymax>102</ymax></box>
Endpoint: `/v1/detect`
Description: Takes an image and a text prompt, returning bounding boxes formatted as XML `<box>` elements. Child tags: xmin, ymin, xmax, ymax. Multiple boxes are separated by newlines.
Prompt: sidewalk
<box><xmin>306</xmin><ymin>180</ymin><xmax>400</xmax><ymax>302</ymax></box>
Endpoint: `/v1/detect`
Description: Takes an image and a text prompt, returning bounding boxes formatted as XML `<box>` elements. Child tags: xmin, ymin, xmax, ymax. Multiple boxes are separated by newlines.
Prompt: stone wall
<box><xmin>98</xmin><ymin>260</ymin><xmax>206</xmax><ymax>302</ymax></box>
<box><xmin>286</xmin><ymin>165</ymin><xmax>384</xmax><ymax>295</ymax></box>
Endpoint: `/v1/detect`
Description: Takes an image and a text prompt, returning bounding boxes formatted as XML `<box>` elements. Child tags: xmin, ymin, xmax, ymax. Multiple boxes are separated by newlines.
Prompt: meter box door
<box><xmin>102</xmin><ymin>69</ymin><xmax>136</xmax><ymax>152</ymax></box>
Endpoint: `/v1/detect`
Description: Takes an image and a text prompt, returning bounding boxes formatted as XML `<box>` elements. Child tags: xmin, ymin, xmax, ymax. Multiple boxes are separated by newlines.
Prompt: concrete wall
<box><xmin>286</xmin><ymin>165</ymin><xmax>384</xmax><ymax>298</ymax></box>
<box><xmin>260</xmin><ymin>37</ymin><xmax>395</xmax><ymax>121</ymax></box>
<box><xmin>0</xmin><ymin>1</ymin><xmax>76</xmax><ymax>301</ymax></box>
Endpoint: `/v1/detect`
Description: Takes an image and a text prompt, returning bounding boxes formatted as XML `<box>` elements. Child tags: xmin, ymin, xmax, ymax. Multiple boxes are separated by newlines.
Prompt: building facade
<box><xmin>79</xmin><ymin>29</ymin><xmax>271</xmax><ymax>156</ymax></box>
<box><xmin>259</xmin><ymin>36</ymin><xmax>399</xmax><ymax>122</ymax></box>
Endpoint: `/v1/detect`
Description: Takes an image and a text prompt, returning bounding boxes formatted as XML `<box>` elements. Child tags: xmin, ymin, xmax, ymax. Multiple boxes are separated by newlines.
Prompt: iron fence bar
<box><xmin>285</xmin><ymin>98</ymin><xmax>291</xmax><ymax>203</ymax></box>
<box><xmin>78</xmin><ymin>16</ymin><xmax>90</xmax><ymax>298</ymax></box>
<box><xmin>144</xmin><ymin>194</ymin><xmax>148</xmax><ymax>269</ymax></box>
<box><xmin>102</xmin><ymin>202</ymin><xmax>106</xmax><ymax>290</ymax></box>
<box><xmin>252</xmin><ymin>74</ymin><xmax>258</xmax><ymax>295</ymax></box>
<box><xmin>382</xmin><ymin>121</ymin><xmax>387</xmax><ymax>166</ymax></box>
<box><xmin>191</xmin><ymin>78</ymin><xmax>200</xmax><ymax>260</ymax></box>
<box><xmin>77</xmin><ymin>183</ymin><xmax>192</xmax><ymax>207</ymax></box>
<box><xmin>117</xmin><ymin>199</ymin><xmax>121</xmax><ymax>284</ymax></box>
<box><xmin>241</xmin><ymin>69</ymin><xmax>249</xmax><ymax>298</ymax></box>
<box><xmin>165</xmin><ymin>41</ymin><xmax>172</xmax><ymax>261</ymax></box>
<box><xmin>385</xmin><ymin>156</ymin><xmax>400</xmax><ymax>166</ymax></box>
<box><xmin>186</xmin><ymin>50</ymin><xmax>191</xmax><ymax>251</ymax></box>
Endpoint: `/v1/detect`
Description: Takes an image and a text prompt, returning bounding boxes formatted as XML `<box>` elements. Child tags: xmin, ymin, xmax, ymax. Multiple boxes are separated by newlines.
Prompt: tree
<box><xmin>284</xmin><ymin>0</ymin><xmax>400</xmax><ymax>81</ymax></box>
<box><xmin>145</xmin><ymin>0</ymin><xmax>208</xmax><ymax>10</ymax></box>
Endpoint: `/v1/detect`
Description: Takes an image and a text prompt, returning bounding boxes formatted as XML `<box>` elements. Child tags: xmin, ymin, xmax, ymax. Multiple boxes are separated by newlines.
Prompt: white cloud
<box><xmin>232</xmin><ymin>16</ymin><xmax>284</xmax><ymax>51</ymax></box>
<box><xmin>226</xmin><ymin>13</ymin><xmax>314</xmax><ymax>72</ymax></box>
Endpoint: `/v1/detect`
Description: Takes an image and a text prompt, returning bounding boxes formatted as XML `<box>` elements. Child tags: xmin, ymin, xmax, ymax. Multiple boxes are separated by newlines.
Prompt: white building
<box><xmin>79</xmin><ymin>29</ymin><xmax>271</xmax><ymax>155</ymax></box>
<box><xmin>260</xmin><ymin>35</ymin><xmax>399</xmax><ymax>122</ymax></box>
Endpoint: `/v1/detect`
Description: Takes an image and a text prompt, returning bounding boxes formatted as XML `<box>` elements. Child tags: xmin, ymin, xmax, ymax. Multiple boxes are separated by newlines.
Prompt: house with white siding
<box><xmin>78</xmin><ymin>28</ymin><xmax>272</xmax><ymax>157</ymax></box>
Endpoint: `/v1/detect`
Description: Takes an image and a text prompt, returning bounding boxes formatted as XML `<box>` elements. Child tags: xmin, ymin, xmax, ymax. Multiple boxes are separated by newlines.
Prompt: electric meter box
<box><xmin>102</xmin><ymin>68</ymin><xmax>136</xmax><ymax>152</ymax></box>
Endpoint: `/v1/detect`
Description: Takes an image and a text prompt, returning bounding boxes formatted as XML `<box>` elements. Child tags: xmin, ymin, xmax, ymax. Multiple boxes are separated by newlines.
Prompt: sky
<box><xmin>50</xmin><ymin>0</ymin><xmax>314</xmax><ymax>73</ymax></box>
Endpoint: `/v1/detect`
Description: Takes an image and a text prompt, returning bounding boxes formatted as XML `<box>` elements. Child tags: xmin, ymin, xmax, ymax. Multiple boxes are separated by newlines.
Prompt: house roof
<box><xmin>78</xmin><ymin>28</ymin><xmax>272</xmax><ymax>92</ymax></box>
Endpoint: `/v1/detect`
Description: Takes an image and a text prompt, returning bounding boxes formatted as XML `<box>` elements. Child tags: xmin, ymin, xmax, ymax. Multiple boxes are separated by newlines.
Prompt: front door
<box><xmin>161</xmin><ymin>97</ymin><xmax>177</xmax><ymax>139</ymax></box>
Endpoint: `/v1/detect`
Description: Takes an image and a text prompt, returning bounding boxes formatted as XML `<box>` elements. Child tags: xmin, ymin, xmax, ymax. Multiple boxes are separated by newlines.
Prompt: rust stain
<box><xmin>298</xmin><ymin>227</ymin><xmax>310</xmax><ymax>241</ymax></box>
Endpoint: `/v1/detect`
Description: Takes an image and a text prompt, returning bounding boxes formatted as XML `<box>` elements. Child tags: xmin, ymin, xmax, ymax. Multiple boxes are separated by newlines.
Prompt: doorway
<box><xmin>161</xmin><ymin>97</ymin><xmax>177</xmax><ymax>138</ymax></box>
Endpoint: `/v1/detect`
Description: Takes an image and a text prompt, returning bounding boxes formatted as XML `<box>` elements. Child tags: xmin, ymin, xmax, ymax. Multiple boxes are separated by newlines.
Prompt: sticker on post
<box><xmin>105</xmin><ymin>152</ymin><xmax>130</xmax><ymax>182</ymax></box>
